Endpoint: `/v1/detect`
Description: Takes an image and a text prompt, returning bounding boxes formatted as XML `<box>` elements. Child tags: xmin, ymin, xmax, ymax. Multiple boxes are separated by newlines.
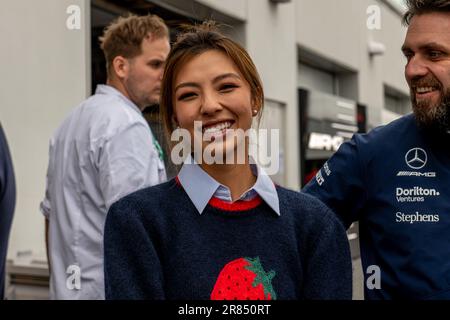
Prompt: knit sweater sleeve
<box><xmin>104</xmin><ymin>197</ymin><xmax>165</xmax><ymax>299</ymax></box>
<box><xmin>302</xmin><ymin>206</ymin><xmax>353</xmax><ymax>300</ymax></box>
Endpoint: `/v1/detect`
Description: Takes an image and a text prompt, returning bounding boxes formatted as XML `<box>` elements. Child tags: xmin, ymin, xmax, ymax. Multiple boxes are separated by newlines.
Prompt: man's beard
<box><xmin>411</xmin><ymin>77</ymin><xmax>450</xmax><ymax>135</ymax></box>
<box><xmin>125</xmin><ymin>78</ymin><xmax>156</xmax><ymax>110</ymax></box>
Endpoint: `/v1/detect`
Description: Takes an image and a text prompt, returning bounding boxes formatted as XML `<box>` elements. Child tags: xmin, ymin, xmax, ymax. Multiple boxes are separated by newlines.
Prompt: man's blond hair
<box><xmin>99</xmin><ymin>14</ymin><xmax>169</xmax><ymax>78</ymax></box>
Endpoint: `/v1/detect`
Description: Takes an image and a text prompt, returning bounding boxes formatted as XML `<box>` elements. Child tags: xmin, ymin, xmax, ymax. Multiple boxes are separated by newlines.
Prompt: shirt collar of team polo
<box><xmin>177</xmin><ymin>154</ymin><xmax>280</xmax><ymax>216</ymax></box>
<box><xmin>95</xmin><ymin>84</ymin><xmax>142</xmax><ymax>115</ymax></box>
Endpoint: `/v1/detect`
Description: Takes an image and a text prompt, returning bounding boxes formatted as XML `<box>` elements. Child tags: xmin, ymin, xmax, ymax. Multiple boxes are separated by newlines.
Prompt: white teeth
<box><xmin>203</xmin><ymin>121</ymin><xmax>232</xmax><ymax>134</ymax></box>
<box><xmin>416</xmin><ymin>87</ymin><xmax>435</xmax><ymax>93</ymax></box>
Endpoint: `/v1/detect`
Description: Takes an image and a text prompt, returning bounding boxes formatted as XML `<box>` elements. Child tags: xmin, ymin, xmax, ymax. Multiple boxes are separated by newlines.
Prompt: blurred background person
<box><xmin>40</xmin><ymin>14</ymin><xmax>170</xmax><ymax>299</ymax></box>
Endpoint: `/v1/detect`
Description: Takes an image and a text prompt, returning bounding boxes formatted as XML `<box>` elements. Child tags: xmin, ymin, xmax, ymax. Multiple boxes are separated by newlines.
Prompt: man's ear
<box><xmin>112</xmin><ymin>56</ymin><xmax>129</xmax><ymax>79</ymax></box>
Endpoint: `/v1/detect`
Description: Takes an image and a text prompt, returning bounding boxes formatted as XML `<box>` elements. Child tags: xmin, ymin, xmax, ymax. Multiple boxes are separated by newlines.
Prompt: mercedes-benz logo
<box><xmin>405</xmin><ymin>148</ymin><xmax>427</xmax><ymax>170</ymax></box>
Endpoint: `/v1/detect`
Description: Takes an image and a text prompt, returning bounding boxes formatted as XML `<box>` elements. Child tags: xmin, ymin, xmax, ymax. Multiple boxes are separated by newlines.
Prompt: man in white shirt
<box><xmin>40</xmin><ymin>14</ymin><xmax>170</xmax><ymax>299</ymax></box>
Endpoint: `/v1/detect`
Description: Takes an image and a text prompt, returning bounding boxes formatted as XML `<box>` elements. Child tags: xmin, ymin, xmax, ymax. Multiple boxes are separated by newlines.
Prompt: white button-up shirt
<box><xmin>40</xmin><ymin>85</ymin><xmax>166</xmax><ymax>299</ymax></box>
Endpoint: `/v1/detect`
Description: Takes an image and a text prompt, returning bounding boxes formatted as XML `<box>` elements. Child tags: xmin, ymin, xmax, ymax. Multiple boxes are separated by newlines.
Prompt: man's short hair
<box><xmin>99</xmin><ymin>14</ymin><xmax>169</xmax><ymax>77</ymax></box>
<box><xmin>403</xmin><ymin>0</ymin><xmax>450</xmax><ymax>25</ymax></box>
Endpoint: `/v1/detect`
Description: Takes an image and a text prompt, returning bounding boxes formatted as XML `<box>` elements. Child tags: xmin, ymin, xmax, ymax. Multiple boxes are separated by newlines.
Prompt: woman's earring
<box><xmin>252</xmin><ymin>109</ymin><xmax>258</xmax><ymax>115</ymax></box>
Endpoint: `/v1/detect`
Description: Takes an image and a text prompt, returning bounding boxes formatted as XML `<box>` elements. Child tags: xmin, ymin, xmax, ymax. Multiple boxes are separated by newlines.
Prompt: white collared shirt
<box><xmin>177</xmin><ymin>155</ymin><xmax>280</xmax><ymax>215</ymax></box>
<box><xmin>40</xmin><ymin>84</ymin><xmax>166</xmax><ymax>300</ymax></box>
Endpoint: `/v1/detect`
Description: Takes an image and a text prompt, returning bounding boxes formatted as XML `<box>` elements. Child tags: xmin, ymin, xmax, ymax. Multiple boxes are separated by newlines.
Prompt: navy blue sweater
<box><xmin>104</xmin><ymin>179</ymin><xmax>352</xmax><ymax>300</ymax></box>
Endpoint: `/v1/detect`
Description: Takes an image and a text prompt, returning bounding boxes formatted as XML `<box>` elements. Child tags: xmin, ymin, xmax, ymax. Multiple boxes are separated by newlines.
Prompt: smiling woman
<box><xmin>103</xmin><ymin>21</ymin><xmax>353</xmax><ymax>300</ymax></box>
<box><xmin>158</xmin><ymin>22</ymin><xmax>267</xmax><ymax>200</ymax></box>
<box><xmin>173</xmin><ymin>50</ymin><xmax>258</xmax><ymax>178</ymax></box>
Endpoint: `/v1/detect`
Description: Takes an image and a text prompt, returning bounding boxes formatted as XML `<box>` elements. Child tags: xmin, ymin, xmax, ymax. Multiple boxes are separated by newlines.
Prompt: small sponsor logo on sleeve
<box><xmin>315</xmin><ymin>170</ymin><xmax>325</xmax><ymax>186</ymax></box>
<box><xmin>323</xmin><ymin>161</ymin><xmax>331</xmax><ymax>176</ymax></box>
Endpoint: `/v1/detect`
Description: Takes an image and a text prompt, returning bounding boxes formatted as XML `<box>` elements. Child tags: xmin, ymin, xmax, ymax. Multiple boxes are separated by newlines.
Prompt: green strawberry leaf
<box><xmin>244</xmin><ymin>257</ymin><xmax>277</xmax><ymax>300</ymax></box>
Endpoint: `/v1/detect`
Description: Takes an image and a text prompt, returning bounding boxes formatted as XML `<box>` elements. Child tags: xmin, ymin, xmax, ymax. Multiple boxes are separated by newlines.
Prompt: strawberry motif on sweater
<box><xmin>210</xmin><ymin>257</ymin><xmax>277</xmax><ymax>300</ymax></box>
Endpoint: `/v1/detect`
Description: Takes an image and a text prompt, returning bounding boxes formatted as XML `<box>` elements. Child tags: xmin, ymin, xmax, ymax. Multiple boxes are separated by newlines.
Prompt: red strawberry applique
<box><xmin>210</xmin><ymin>257</ymin><xmax>277</xmax><ymax>300</ymax></box>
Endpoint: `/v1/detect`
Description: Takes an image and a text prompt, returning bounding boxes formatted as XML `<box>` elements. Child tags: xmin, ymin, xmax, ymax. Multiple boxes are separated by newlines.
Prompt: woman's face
<box><xmin>173</xmin><ymin>49</ymin><xmax>256</xmax><ymax>162</ymax></box>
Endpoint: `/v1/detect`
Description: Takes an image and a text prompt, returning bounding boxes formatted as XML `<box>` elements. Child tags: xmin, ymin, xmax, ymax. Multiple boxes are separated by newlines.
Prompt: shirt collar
<box><xmin>177</xmin><ymin>155</ymin><xmax>280</xmax><ymax>216</ymax></box>
<box><xmin>95</xmin><ymin>84</ymin><xmax>142</xmax><ymax>115</ymax></box>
